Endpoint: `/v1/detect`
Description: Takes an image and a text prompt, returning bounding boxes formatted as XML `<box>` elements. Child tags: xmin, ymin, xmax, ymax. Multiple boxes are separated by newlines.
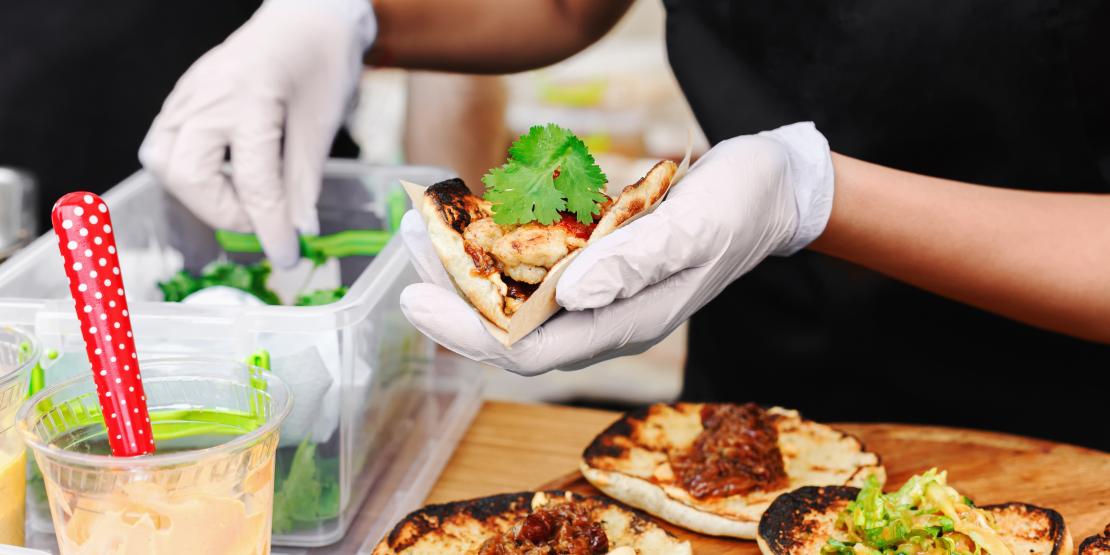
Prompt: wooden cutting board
<box><xmin>540</xmin><ymin>422</ymin><xmax>1110</xmax><ymax>554</ymax></box>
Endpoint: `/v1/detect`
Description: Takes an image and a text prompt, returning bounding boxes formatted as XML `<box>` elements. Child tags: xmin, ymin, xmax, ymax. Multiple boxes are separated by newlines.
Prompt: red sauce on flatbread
<box><xmin>669</xmin><ymin>403</ymin><xmax>787</xmax><ymax>499</ymax></box>
<box><xmin>473</xmin><ymin>502</ymin><xmax>608</xmax><ymax>555</ymax></box>
<box><xmin>554</xmin><ymin>196</ymin><xmax>612</xmax><ymax>241</ymax></box>
<box><xmin>555</xmin><ymin>212</ymin><xmax>596</xmax><ymax>241</ymax></box>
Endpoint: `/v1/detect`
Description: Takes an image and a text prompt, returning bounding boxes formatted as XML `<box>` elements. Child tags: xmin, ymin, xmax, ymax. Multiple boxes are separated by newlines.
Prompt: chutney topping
<box><xmin>465</xmin><ymin>240</ymin><xmax>499</xmax><ymax>277</ymax></box>
<box><xmin>669</xmin><ymin>403</ymin><xmax>788</xmax><ymax>499</ymax></box>
<box><xmin>554</xmin><ymin>211</ymin><xmax>597</xmax><ymax>241</ymax></box>
<box><xmin>472</xmin><ymin>501</ymin><xmax>609</xmax><ymax>555</ymax></box>
<box><xmin>503</xmin><ymin>275</ymin><xmax>540</xmax><ymax>301</ymax></box>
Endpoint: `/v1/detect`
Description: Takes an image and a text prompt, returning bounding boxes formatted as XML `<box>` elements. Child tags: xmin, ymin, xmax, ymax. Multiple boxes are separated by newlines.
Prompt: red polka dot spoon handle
<box><xmin>52</xmin><ymin>192</ymin><xmax>155</xmax><ymax>457</ymax></box>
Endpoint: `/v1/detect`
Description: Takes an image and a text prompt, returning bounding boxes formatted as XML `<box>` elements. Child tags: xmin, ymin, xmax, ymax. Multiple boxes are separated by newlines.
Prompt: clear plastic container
<box><xmin>0</xmin><ymin>326</ymin><xmax>38</xmax><ymax>546</ymax></box>
<box><xmin>0</xmin><ymin>161</ymin><xmax>479</xmax><ymax>547</ymax></box>
<box><xmin>19</xmin><ymin>357</ymin><xmax>291</xmax><ymax>554</ymax></box>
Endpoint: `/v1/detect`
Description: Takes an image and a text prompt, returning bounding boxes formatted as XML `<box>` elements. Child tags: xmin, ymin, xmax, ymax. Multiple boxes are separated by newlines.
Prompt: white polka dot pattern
<box><xmin>52</xmin><ymin>191</ymin><xmax>155</xmax><ymax>456</ymax></box>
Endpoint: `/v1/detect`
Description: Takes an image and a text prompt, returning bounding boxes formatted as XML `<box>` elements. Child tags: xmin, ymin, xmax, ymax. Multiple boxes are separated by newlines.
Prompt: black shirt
<box><xmin>664</xmin><ymin>0</ymin><xmax>1109</xmax><ymax>450</ymax></box>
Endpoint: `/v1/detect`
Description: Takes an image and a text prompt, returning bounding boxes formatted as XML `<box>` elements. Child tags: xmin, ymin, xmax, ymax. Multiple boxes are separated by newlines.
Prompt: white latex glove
<box><xmin>400</xmin><ymin>122</ymin><xmax>835</xmax><ymax>375</ymax></box>
<box><xmin>139</xmin><ymin>0</ymin><xmax>376</xmax><ymax>268</ymax></box>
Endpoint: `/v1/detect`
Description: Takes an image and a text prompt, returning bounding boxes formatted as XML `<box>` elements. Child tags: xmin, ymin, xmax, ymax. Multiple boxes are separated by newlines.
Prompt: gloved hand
<box><xmin>400</xmin><ymin>122</ymin><xmax>835</xmax><ymax>375</ymax></box>
<box><xmin>139</xmin><ymin>0</ymin><xmax>376</xmax><ymax>268</ymax></box>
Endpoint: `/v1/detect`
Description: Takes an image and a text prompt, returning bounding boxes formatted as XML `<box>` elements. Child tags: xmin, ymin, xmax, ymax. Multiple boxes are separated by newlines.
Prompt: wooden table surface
<box><xmin>425</xmin><ymin>401</ymin><xmax>1110</xmax><ymax>551</ymax></box>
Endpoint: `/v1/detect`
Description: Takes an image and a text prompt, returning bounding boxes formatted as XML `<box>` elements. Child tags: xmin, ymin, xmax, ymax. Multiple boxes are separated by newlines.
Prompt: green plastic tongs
<box><xmin>213</xmin><ymin>188</ymin><xmax>409</xmax><ymax>262</ymax></box>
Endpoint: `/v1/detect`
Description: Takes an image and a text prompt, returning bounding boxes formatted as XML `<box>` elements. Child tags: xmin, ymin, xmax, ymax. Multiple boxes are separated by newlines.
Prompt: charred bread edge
<box><xmin>380</xmin><ymin>489</ymin><xmax>684</xmax><ymax>553</ymax></box>
<box><xmin>1079</xmin><ymin>525</ymin><xmax>1110</xmax><ymax>555</ymax></box>
<box><xmin>981</xmin><ymin>502</ymin><xmax>1072</xmax><ymax>555</ymax></box>
<box><xmin>420</xmin><ymin>178</ymin><xmax>512</xmax><ymax>330</ymax></box>
<box><xmin>757</xmin><ymin>487</ymin><xmax>1073</xmax><ymax>555</ymax></box>
<box><xmin>756</xmin><ymin>486</ymin><xmax>859</xmax><ymax>555</ymax></box>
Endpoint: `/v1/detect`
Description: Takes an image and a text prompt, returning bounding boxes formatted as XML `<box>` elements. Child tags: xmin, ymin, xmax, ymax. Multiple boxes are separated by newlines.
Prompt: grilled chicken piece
<box><xmin>503</xmin><ymin>263</ymin><xmax>548</xmax><ymax>284</ymax></box>
<box><xmin>491</xmin><ymin>223</ymin><xmax>571</xmax><ymax>273</ymax></box>
<box><xmin>464</xmin><ymin>217</ymin><xmax>507</xmax><ymax>252</ymax></box>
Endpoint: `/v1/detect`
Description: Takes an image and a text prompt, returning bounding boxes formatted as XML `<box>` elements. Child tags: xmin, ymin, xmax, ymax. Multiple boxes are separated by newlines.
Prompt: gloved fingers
<box><xmin>402</xmin><ymin>269</ymin><xmax>703</xmax><ymax>375</ymax></box>
<box><xmin>511</xmin><ymin>273</ymin><xmax>692</xmax><ymax>374</ymax></box>
<box><xmin>279</xmin><ymin>125</ymin><xmax>326</xmax><ymax>237</ymax></box>
<box><xmin>281</xmin><ymin>80</ymin><xmax>352</xmax><ymax>237</ymax></box>
<box><xmin>556</xmin><ymin>204</ymin><xmax>717</xmax><ymax>311</ymax></box>
<box><xmin>553</xmin><ymin>263</ymin><xmax>714</xmax><ymax>371</ymax></box>
<box><xmin>400</xmin><ymin>282</ymin><xmax>516</xmax><ymax>367</ymax></box>
<box><xmin>230</xmin><ymin>90</ymin><xmax>301</xmax><ymax>269</ymax></box>
<box><xmin>401</xmin><ymin>283</ymin><xmax>608</xmax><ymax>376</ymax></box>
<box><xmin>150</xmin><ymin>49</ymin><xmax>236</xmax><ymax>129</ymax></box>
<box><xmin>137</xmin><ymin>116</ymin><xmax>176</xmax><ymax>183</ymax></box>
<box><xmin>556</xmin><ymin>137</ymin><xmax>793</xmax><ymax>312</ymax></box>
<box><xmin>399</xmin><ymin>210</ymin><xmax>454</xmax><ymax>288</ymax></box>
<box><xmin>157</xmin><ymin>123</ymin><xmax>251</xmax><ymax>233</ymax></box>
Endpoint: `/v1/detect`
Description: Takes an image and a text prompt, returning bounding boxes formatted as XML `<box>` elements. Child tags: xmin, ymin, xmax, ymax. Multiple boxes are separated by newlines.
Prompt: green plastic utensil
<box><xmin>215</xmin><ymin>229</ymin><xmax>393</xmax><ymax>263</ymax></box>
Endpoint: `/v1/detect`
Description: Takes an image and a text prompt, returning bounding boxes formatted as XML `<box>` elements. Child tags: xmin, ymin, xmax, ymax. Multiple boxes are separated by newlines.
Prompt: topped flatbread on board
<box><xmin>371</xmin><ymin>490</ymin><xmax>692</xmax><ymax>555</ymax></box>
<box><xmin>413</xmin><ymin>159</ymin><xmax>678</xmax><ymax>335</ymax></box>
<box><xmin>1080</xmin><ymin>525</ymin><xmax>1110</xmax><ymax>555</ymax></box>
<box><xmin>580</xmin><ymin>403</ymin><xmax>884</xmax><ymax>539</ymax></box>
<box><xmin>759</xmin><ymin>481</ymin><xmax>1070</xmax><ymax>555</ymax></box>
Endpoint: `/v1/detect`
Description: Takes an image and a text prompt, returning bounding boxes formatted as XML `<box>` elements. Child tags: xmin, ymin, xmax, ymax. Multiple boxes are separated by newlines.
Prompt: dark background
<box><xmin>0</xmin><ymin>1</ymin><xmax>255</xmax><ymax>228</ymax></box>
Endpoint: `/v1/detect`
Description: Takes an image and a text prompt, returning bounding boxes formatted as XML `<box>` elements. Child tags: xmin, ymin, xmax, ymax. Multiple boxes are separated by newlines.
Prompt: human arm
<box><xmin>812</xmin><ymin>154</ymin><xmax>1110</xmax><ymax>343</ymax></box>
<box><xmin>399</xmin><ymin>122</ymin><xmax>1110</xmax><ymax>375</ymax></box>
<box><xmin>141</xmin><ymin>0</ymin><xmax>631</xmax><ymax>267</ymax></box>
<box><xmin>368</xmin><ymin>0</ymin><xmax>635</xmax><ymax>73</ymax></box>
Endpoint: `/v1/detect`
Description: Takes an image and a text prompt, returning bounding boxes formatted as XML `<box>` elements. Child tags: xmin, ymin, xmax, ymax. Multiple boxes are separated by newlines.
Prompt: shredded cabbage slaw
<box><xmin>822</xmin><ymin>469</ymin><xmax>1013</xmax><ymax>555</ymax></box>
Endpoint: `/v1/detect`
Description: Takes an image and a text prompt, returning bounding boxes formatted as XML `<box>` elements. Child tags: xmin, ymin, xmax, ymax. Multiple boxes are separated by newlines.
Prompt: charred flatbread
<box><xmin>580</xmin><ymin>403</ymin><xmax>884</xmax><ymax>539</ymax></box>
<box><xmin>757</xmin><ymin>485</ymin><xmax>1073</xmax><ymax>555</ymax></box>
<box><xmin>404</xmin><ymin>158</ymin><xmax>680</xmax><ymax>345</ymax></box>
<box><xmin>1080</xmin><ymin>524</ymin><xmax>1110</xmax><ymax>555</ymax></box>
<box><xmin>371</xmin><ymin>490</ymin><xmax>692</xmax><ymax>555</ymax></box>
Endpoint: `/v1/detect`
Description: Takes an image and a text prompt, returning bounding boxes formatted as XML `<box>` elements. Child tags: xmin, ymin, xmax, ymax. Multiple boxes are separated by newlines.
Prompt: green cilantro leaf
<box><xmin>556</xmin><ymin>135</ymin><xmax>609</xmax><ymax>223</ymax></box>
<box><xmin>482</xmin><ymin>124</ymin><xmax>607</xmax><ymax>225</ymax></box>
<box><xmin>157</xmin><ymin>270</ymin><xmax>203</xmax><ymax>302</ymax></box>
<box><xmin>157</xmin><ymin>261</ymin><xmax>281</xmax><ymax>305</ymax></box>
<box><xmin>271</xmin><ymin>440</ymin><xmax>342</xmax><ymax>533</ymax></box>
<box><xmin>483</xmin><ymin>163</ymin><xmax>565</xmax><ymax>225</ymax></box>
<box><xmin>294</xmin><ymin>286</ymin><xmax>348</xmax><ymax>307</ymax></box>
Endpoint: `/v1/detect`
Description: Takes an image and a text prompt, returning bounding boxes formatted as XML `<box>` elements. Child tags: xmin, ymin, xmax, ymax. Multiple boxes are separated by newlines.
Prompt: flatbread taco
<box><xmin>403</xmin><ymin>124</ymin><xmax>689</xmax><ymax>345</ymax></box>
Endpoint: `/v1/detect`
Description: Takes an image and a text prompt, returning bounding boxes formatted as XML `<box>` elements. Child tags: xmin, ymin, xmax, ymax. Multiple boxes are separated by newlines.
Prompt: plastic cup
<box><xmin>18</xmin><ymin>357</ymin><xmax>292</xmax><ymax>554</ymax></box>
<box><xmin>0</xmin><ymin>326</ymin><xmax>38</xmax><ymax>546</ymax></box>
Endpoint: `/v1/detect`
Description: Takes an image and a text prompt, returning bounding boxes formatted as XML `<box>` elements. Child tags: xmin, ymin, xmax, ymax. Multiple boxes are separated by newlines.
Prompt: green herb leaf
<box><xmin>294</xmin><ymin>286</ymin><xmax>349</xmax><ymax>307</ymax></box>
<box><xmin>157</xmin><ymin>270</ymin><xmax>203</xmax><ymax>302</ymax></box>
<box><xmin>157</xmin><ymin>261</ymin><xmax>282</xmax><ymax>305</ymax></box>
<box><xmin>272</xmin><ymin>440</ymin><xmax>321</xmax><ymax>533</ymax></box>
<box><xmin>482</xmin><ymin>124</ymin><xmax>607</xmax><ymax>225</ymax></box>
<box><xmin>271</xmin><ymin>440</ymin><xmax>343</xmax><ymax>533</ymax></box>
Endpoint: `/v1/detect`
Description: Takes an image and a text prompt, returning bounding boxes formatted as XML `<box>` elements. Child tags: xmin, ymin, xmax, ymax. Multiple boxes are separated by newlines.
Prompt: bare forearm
<box><xmin>368</xmin><ymin>0</ymin><xmax>634</xmax><ymax>73</ymax></box>
<box><xmin>811</xmin><ymin>153</ymin><xmax>1110</xmax><ymax>343</ymax></box>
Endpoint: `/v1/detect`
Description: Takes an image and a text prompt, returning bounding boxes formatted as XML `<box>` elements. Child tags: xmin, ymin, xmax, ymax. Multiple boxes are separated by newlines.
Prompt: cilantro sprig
<box><xmin>158</xmin><ymin>260</ymin><xmax>347</xmax><ymax>306</ymax></box>
<box><xmin>482</xmin><ymin>124</ymin><xmax>608</xmax><ymax>225</ymax></box>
